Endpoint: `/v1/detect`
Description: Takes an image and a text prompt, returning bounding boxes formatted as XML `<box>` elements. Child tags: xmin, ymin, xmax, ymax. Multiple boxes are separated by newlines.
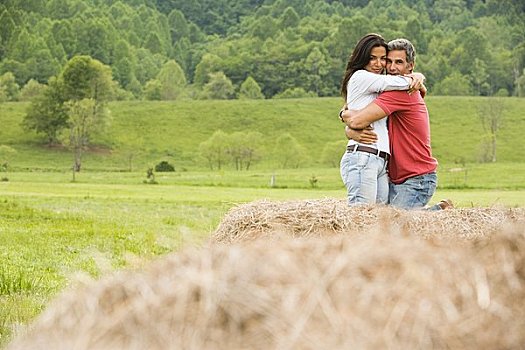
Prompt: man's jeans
<box><xmin>389</xmin><ymin>172</ymin><xmax>441</xmax><ymax>210</ymax></box>
<box><xmin>340</xmin><ymin>150</ymin><xmax>388</xmax><ymax>205</ymax></box>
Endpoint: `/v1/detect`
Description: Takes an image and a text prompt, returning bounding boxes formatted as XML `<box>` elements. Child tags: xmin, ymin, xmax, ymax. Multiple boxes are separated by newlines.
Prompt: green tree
<box><xmin>279</xmin><ymin>7</ymin><xmax>300</xmax><ymax>29</ymax></box>
<box><xmin>23</xmin><ymin>56</ymin><xmax>114</xmax><ymax>144</ymax></box>
<box><xmin>7</xmin><ymin>29</ymin><xmax>33</xmax><ymax>63</ymax></box>
<box><xmin>126</xmin><ymin>77</ymin><xmax>143</xmax><ymax>99</ymax></box>
<box><xmin>46</xmin><ymin>0</ymin><xmax>72</xmax><ymax>19</ymax></box>
<box><xmin>112</xmin><ymin>39</ymin><xmax>132</xmax><ymax>64</ymax></box>
<box><xmin>144</xmin><ymin>32</ymin><xmax>165</xmax><ymax>55</ymax></box>
<box><xmin>273</xmin><ymin>87</ymin><xmax>316</xmax><ymax>99</ymax></box>
<box><xmin>74</xmin><ymin>18</ymin><xmax>114</xmax><ymax>64</ymax></box>
<box><xmin>478</xmin><ymin>98</ymin><xmax>505</xmax><ymax>163</ymax></box>
<box><xmin>156</xmin><ymin>59</ymin><xmax>187</xmax><ymax>100</ymax></box>
<box><xmin>0</xmin><ymin>8</ymin><xmax>17</xmax><ymax>59</ymax></box>
<box><xmin>199</xmin><ymin>130</ymin><xmax>229</xmax><ymax>170</ymax></box>
<box><xmin>22</xmin><ymin>78</ymin><xmax>68</xmax><ymax>144</ymax></box>
<box><xmin>404</xmin><ymin>17</ymin><xmax>426</xmax><ymax>53</ymax></box>
<box><xmin>0</xmin><ymin>72</ymin><xmax>19</xmax><ymax>101</ymax></box>
<box><xmin>135</xmin><ymin>48</ymin><xmax>162</xmax><ymax>84</ymax></box>
<box><xmin>471</xmin><ymin>58</ymin><xmax>489</xmax><ymax>95</ymax></box>
<box><xmin>238</xmin><ymin>76</ymin><xmax>264</xmax><ymax>99</ymax></box>
<box><xmin>225</xmin><ymin>131</ymin><xmax>264</xmax><ymax>170</ymax></box>
<box><xmin>240</xmin><ymin>131</ymin><xmax>264</xmax><ymax>170</ymax></box>
<box><xmin>433</xmin><ymin>72</ymin><xmax>472</xmax><ymax>96</ymax></box>
<box><xmin>30</xmin><ymin>46</ymin><xmax>62</xmax><ymax>83</ymax></box>
<box><xmin>113</xmin><ymin>57</ymin><xmax>134</xmax><ymax>89</ymax></box>
<box><xmin>63</xmin><ymin>98</ymin><xmax>109</xmax><ymax>179</ymax></box>
<box><xmin>167</xmin><ymin>9</ymin><xmax>189</xmax><ymax>44</ymax></box>
<box><xmin>172</xmin><ymin>37</ymin><xmax>192</xmax><ymax>77</ymax></box>
<box><xmin>61</xmin><ymin>55</ymin><xmax>114</xmax><ymax>102</ymax></box>
<box><xmin>304</xmin><ymin>47</ymin><xmax>328</xmax><ymax>95</ymax></box>
<box><xmin>250</xmin><ymin>16</ymin><xmax>278</xmax><ymax>40</ymax></box>
<box><xmin>193</xmin><ymin>53</ymin><xmax>221</xmax><ymax>87</ymax></box>
<box><xmin>516</xmin><ymin>69</ymin><xmax>525</xmax><ymax>97</ymax></box>
<box><xmin>201</xmin><ymin>71</ymin><xmax>234</xmax><ymax>100</ymax></box>
<box><xmin>321</xmin><ymin>140</ymin><xmax>347</xmax><ymax>168</ymax></box>
<box><xmin>273</xmin><ymin>133</ymin><xmax>307</xmax><ymax>168</ymax></box>
<box><xmin>18</xmin><ymin>79</ymin><xmax>45</xmax><ymax>101</ymax></box>
<box><xmin>51</xmin><ymin>20</ymin><xmax>77</xmax><ymax>57</ymax></box>
<box><xmin>144</xmin><ymin>79</ymin><xmax>162</xmax><ymax>100</ymax></box>
<box><xmin>452</xmin><ymin>28</ymin><xmax>488</xmax><ymax>77</ymax></box>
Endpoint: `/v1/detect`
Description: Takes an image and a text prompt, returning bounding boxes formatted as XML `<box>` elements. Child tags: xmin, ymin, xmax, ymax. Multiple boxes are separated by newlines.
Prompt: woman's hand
<box><xmin>406</xmin><ymin>72</ymin><xmax>425</xmax><ymax>93</ymax></box>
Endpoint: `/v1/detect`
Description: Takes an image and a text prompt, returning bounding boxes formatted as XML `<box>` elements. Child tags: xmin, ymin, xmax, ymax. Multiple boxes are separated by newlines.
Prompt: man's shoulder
<box><xmin>377</xmin><ymin>90</ymin><xmax>423</xmax><ymax>103</ymax></box>
<box><xmin>378</xmin><ymin>90</ymin><xmax>410</xmax><ymax>99</ymax></box>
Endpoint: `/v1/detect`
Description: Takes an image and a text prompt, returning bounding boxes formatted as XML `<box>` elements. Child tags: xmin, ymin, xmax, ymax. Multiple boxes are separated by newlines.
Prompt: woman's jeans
<box><xmin>389</xmin><ymin>172</ymin><xmax>440</xmax><ymax>210</ymax></box>
<box><xmin>340</xmin><ymin>150</ymin><xmax>388</xmax><ymax>205</ymax></box>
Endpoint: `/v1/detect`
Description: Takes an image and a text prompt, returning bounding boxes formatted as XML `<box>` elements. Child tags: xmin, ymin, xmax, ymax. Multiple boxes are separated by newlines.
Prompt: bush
<box><xmin>155</xmin><ymin>161</ymin><xmax>175</xmax><ymax>172</ymax></box>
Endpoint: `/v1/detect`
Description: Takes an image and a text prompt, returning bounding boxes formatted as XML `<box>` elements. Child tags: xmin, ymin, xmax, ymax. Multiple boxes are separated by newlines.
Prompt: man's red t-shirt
<box><xmin>374</xmin><ymin>90</ymin><xmax>437</xmax><ymax>184</ymax></box>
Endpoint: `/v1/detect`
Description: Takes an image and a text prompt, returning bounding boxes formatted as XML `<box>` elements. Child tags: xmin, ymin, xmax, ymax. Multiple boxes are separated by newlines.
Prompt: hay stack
<box><xmin>210</xmin><ymin>199</ymin><xmax>525</xmax><ymax>243</ymax></box>
<box><xmin>7</xmin><ymin>223</ymin><xmax>525</xmax><ymax>350</ymax></box>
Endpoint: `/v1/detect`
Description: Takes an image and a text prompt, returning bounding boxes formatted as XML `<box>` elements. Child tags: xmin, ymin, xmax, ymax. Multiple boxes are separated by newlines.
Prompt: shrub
<box><xmin>155</xmin><ymin>161</ymin><xmax>175</xmax><ymax>172</ymax></box>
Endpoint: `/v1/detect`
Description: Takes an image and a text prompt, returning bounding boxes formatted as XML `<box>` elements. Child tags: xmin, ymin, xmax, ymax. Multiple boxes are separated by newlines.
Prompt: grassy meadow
<box><xmin>2</xmin><ymin>96</ymin><xmax>525</xmax><ymax>171</ymax></box>
<box><xmin>1</xmin><ymin>96</ymin><xmax>525</xmax><ymax>347</ymax></box>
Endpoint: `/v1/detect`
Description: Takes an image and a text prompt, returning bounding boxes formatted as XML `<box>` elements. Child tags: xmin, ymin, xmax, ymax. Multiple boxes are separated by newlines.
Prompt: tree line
<box><xmin>1</xmin><ymin>0</ymin><xmax>524</xmax><ymax>103</ymax></box>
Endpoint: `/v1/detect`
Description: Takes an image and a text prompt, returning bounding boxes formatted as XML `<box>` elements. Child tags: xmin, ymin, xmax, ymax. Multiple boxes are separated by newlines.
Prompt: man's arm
<box><xmin>341</xmin><ymin>103</ymin><xmax>387</xmax><ymax>130</ymax></box>
<box><xmin>345</xmin><ymin>126</ymin><xmax>378</xmax><ymax>144</ymax></box>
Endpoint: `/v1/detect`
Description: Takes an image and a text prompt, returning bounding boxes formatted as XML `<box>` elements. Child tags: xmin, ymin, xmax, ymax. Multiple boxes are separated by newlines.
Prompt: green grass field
<box><xmin>2</xmin><ymin>171</ymin><xmax>525</xmax><ymax>347</ymax></box>
<box><xmin>1</xmin><ymin>96</ymin><xmax>525</xmax><ymax>347</ymax></box>
<box><xmin>2</xmin><ymin>97</ymin><xmax>525</xmax><ymax>171</ymax></box>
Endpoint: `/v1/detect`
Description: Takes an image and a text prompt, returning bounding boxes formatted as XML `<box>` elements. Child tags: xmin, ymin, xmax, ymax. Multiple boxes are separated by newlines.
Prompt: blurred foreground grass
<box><xmin>1</xmin><ymin>173</ymin><xmax>524</xmax><ymax>347</ymax></box>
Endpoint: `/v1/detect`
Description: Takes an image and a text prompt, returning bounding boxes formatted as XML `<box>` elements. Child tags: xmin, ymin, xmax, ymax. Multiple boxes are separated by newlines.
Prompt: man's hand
<box><xmin>419</xmin><ymin>84</ymin><xmax>427</xmax><ymax>98</ymax></box>
<box><xmin>345</xmin><ymin>126</ymin><xmax>377</xmax><ymax>144</ymax></box>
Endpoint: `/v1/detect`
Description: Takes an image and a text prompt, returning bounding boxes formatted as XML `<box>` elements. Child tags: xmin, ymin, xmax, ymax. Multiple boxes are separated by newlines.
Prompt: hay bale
<box><xmin>210</xmin><ymin>199</ymin><xmax>525</xmax><ymax>244</ymax></box>
<box><xmin>7</xmin><ymin>223</ymin><xmax>525</xmax><ymax>350</ymax></box>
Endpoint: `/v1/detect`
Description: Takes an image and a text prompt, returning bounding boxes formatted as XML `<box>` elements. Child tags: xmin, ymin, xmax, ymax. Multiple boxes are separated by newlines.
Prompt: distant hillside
<box><xmin>1</xmin><ymin>96</ymin><xmax>524</xmax><ymax>171</ymax></box>
<box><xmin>1</xmin><ymin>0</ymin><xmax>524</xmax><ymax>98</ymax></box>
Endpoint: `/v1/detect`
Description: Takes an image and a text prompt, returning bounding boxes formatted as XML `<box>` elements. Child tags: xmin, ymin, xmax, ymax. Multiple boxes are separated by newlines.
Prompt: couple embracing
<box><xmin>339</xmin><ymin>33</ymin><xmax>452</xmax><ymax>210</ymax></box>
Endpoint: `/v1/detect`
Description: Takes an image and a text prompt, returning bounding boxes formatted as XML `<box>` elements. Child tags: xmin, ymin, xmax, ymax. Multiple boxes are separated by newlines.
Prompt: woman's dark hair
<box><xmin>340</xmin><ymin>33</ymin><xmax>387</xmax><ymax>100</ymax></box>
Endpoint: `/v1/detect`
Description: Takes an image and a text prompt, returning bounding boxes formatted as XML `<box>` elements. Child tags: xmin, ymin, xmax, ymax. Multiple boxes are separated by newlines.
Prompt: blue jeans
<box><xmin>389</xmin><ymin>172</ymin><xmax>441</xmax><ymax>210</ymax></box>
<box><xmin>340</xmin><ymin>150</ymin><xmax>389</xmax><ymax>205</ymax></box>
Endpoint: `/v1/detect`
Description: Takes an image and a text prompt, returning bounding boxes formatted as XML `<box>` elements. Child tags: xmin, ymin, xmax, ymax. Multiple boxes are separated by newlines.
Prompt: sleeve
<box><xmin>374</xmin><ymin>91</ymin><xmax>404</xmax><ymax>115</ymax></box>
<box><xmin>355</xmin><ymin>70</ymin><xmax>410</xmax><ymax>94</ymax></box>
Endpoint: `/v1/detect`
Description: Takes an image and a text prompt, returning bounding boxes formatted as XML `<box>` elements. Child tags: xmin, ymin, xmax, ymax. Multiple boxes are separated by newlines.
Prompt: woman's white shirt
<box><xmin>345</xmin><ymin>70</ymin><xmax>410</xmax><ymax>154</ymax></box>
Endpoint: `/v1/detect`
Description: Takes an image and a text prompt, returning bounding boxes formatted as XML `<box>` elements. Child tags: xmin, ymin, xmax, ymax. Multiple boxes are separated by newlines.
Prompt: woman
<box><xmin>339</xmin><ymin>33</ymin><xmax>422</xmax><ymax>205</ymax></box>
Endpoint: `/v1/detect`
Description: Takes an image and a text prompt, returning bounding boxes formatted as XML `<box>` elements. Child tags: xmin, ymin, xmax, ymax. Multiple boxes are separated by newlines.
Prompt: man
<box><xmin>341</xmin><ymin>38</ymin><xmax>452</xmax><ymax>210</ymax></box>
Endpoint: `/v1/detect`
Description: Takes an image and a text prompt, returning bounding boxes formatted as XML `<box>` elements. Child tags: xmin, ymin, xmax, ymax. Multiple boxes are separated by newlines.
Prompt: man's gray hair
<box><xmin>388</xmin><ymin>38</ymin><xmax>416</xmax><ymax>63</ymax></box>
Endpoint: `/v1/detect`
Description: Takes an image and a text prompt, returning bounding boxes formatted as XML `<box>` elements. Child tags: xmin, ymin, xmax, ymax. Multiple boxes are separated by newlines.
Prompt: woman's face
<box><xmin>364</xmin><ymin>46</ymin><xmax>386</xmax><ymax>74</ymax></box>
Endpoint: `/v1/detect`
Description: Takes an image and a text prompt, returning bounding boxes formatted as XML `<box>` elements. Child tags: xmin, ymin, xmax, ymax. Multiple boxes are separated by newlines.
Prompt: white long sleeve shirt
<box><xmin>346</xmin><ymin>70</ymin><xmax>411</xmax><ymax>154</ymax></box>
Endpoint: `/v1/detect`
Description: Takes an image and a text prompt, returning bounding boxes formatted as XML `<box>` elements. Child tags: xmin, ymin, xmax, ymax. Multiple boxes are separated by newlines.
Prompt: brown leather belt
<box><xmin>347</xmin><ymin>145</ymin><xmax>390</xmax><ymax>161</ymax></box>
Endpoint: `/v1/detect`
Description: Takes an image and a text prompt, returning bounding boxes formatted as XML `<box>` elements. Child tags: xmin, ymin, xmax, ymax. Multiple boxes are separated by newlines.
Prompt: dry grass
<box><xmin>7</xmin><ymin>200</ymin><xmax>525</xmax><ymax>350</ymax></box>
<box><xmin>210</xmin><ymin>199</ymin><xmax>525</xmax><ymax>244</ymax></box>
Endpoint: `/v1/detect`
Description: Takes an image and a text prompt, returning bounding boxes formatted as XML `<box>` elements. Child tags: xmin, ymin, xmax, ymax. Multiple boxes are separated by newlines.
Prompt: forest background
<box><xmin>1</xmin><ymin>0</ymin><xmax>525</xmax><ymax>102</ymax></box>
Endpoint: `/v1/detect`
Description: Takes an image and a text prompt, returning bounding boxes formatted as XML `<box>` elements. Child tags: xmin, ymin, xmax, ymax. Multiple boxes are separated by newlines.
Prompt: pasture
<box><xmin>1</xmin><ymin>96</ymin><xmax>525</xmax><ymax>347</ymax></box>
<box><xmin>2</xmin><ymin>169</ymin><xmax>525</xmax><ymax>347</ymax></box>
<box><xmin>2</xmin><ymin>177</ymin><xmax>524</xmax><ymax>348</ymax></box>
<box><xmin>2</xmin><ymin>97</ymin><xmax>525</xmax><ymax>172</ymax></box>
